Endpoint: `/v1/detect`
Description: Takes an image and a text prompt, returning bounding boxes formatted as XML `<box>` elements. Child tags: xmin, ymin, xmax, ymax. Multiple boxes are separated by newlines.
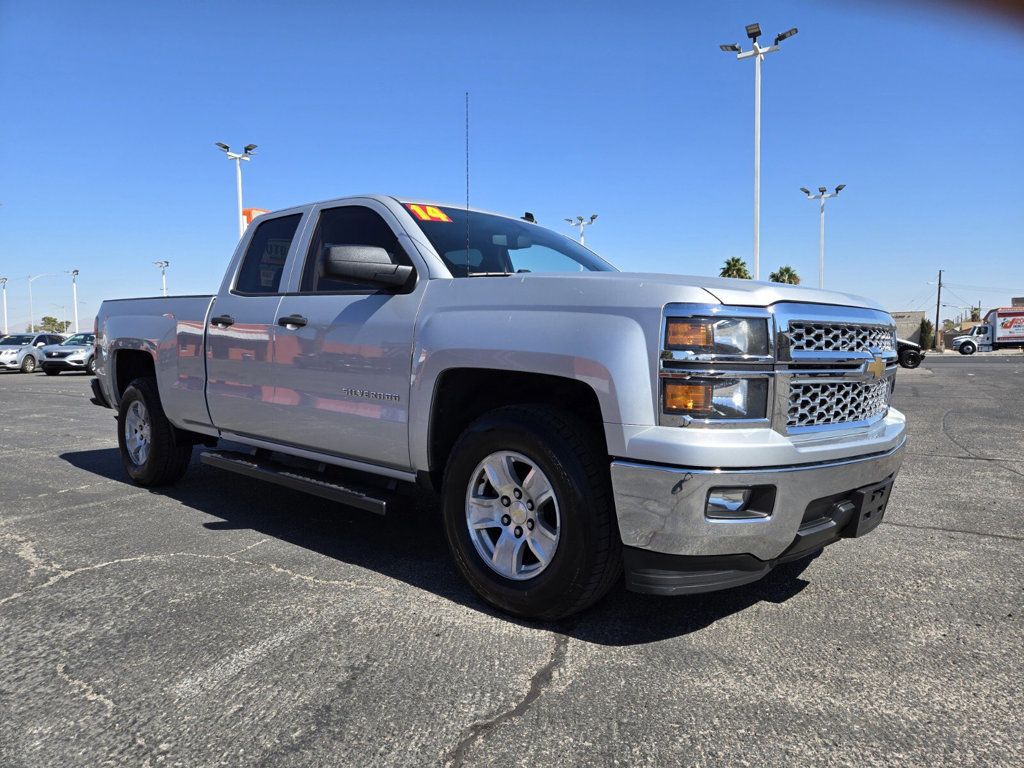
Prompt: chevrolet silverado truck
<box><xmin>92</xmin><ymin>195</ymin><xmax>906</xmax><ymax>619</ymax></box>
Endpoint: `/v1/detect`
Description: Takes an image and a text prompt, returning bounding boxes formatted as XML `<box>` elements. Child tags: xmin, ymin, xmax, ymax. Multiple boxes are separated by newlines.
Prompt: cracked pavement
<box><xmin>0</xmin><ymin>357</ymin><xmax>1021</xmax><ymax>766</ymax></box>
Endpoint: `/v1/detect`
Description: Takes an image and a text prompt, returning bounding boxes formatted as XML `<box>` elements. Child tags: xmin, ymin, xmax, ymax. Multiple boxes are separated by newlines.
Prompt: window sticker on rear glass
<box><xmin>406</xmin><ymin>204</ymin><xmax>452</xmax><ymax>222</ymax></box>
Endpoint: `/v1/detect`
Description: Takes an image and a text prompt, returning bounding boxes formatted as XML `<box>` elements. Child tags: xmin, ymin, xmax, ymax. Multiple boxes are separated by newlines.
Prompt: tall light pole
<box><xmin>720</xmin><ymin>24</ymin><xmax>798</xmax><ymax>281</ymax></box>
<box><xmin>215</xmin><ymin>142</ymin><xmax>257</xmax><ymax>238</ymax></box>
<box><xmin>799</xmin><ymin>185</ymin><xmax>845</xmax><ymax>289</ymax></box>
<box><xmin>27</xmin><ymin>274</ymin><xmax>52</xmax><ymax>332</ymax></box>
<box><xmin>66</xmin><ymin>269</ymin><xmax>80</xmax><ymax>333</ymax></box>
<box><xmin>564</xmin><ymin>214</ymin><xmax>598</xmax><ymax>245</ymax></box>
<box><xmin>153</xmin><ymin>261</ymin><xmax>169</xmax><ymax>297</ymax></box>
<box><xmin>0</xmin><ymin>277</ymin><xmax>8</xmax><ymax>336</ymax></box>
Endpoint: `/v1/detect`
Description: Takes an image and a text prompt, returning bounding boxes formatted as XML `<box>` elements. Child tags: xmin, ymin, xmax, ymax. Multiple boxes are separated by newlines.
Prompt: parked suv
<box><xmin>40</xmin><ymin>332</ymin><xmax>97</xmax><ymax>375</ymax></box>
<box><xmin>0</xmin><ymin>333</ymin><xmax>65</xmax><ymax>373</ymax></box>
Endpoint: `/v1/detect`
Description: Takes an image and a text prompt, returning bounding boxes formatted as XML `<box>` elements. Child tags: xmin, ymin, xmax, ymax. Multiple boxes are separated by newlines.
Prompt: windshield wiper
<box><xmin>466</xmin><ymin>271</ymin><xmax>514</xmax><ymax>277</ymax></box>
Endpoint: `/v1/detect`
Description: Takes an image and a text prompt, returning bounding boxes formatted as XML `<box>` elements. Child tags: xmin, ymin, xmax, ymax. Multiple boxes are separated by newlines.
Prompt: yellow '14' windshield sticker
<box><xmin>406</xmin><ymin>204</ymin><xmax>452</xmax><ymax>222</ymax></box>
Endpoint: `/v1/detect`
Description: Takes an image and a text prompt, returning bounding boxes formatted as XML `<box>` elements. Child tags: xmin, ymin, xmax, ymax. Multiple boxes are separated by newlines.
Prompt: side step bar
<box><xmin>199</xmin><ymin>450</ymin><xmax>388</xmax><ymax>515</ymax></box>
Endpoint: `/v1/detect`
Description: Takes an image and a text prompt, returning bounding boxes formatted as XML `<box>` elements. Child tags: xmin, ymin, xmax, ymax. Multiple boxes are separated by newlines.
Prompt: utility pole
<box><xmin>564</xmin><ymin>215</ymin><xmax>598</xmax><ymax>245</ymax></box>
<box><xmin>933</xmin><ymin>269</ymin><xmax>943</xmax><ymax>351</ymax></box>
<box><xmin>720</xmin><ymin>23</ymin><xmax>798</xmax><ymax>280</ymax></box>
<box><xmin>215</xmin><ymin>143</ymin><xmax>257</xmax><ymax>238</ymax></box>
<box><xmin>0</xmin><ymin>277</ymin><xmax>8</xmax><ymax>335</ymax></box>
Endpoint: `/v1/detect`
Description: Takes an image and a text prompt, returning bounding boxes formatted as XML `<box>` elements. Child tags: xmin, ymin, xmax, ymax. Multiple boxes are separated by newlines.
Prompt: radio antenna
<box><xmin>465</xmin><ymin>91</ymin><xmax>470</xmax><ymax>255</ymax></box>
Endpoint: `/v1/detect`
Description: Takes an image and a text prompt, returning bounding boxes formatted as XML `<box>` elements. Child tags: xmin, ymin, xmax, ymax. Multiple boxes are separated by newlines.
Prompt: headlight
<box><xmin>666</xmin><ymin>317</ymin><xmax>769</xmax><ymax>358</ymax></box>
<box><xmin>663</xmin><ymin>377</ymin><xmax>768</xmax><ymax>420</ymax></box>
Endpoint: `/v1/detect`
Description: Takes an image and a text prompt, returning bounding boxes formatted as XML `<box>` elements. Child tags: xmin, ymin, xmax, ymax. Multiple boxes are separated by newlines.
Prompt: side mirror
<box><xmin>35</xmin><ymin>341</ymin><xmax>45</xmax><ymax>347</ymax></box>
<box><xmin>324</xmin><ymin>246</ymin><xmax>414</xmax><ymax>289</ymax></box>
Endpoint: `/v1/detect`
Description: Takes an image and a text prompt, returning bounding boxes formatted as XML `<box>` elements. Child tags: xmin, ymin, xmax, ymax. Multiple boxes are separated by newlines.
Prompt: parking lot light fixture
<box><xmin>27</xmin><ymin>274</ymin><xmax>53</xmax><ymax>333</ymax></box>
<box><xmin>66</xmin><ymin>269</ymin><xmax>80</xmax><ymax>333</ymax></box>
<box><xmin>720</xmin><ymin>23</ymin><xmax>798</xmax><ymax>281</ymax></box>
<box><xmin>565</xmin><ymin>214</ymin><xmax>598</xmax><ymax>245</ymax></box>
<box><xmin>0</xmin><ymin>277</ymin><xmax>8</xmax><ymax>335</ymax></box>
<box><xmin>800</xmin><ymin>184</ymin><xmax>845</xmax><ymax>289</ymax></box>
<box><xmin>215</xmin><ymin>142</ymin><xmax>257</xmax><ymax>239</ymax></box>
<box><xmin>153</xmin><ymin>261</ymin><xmax>170</xmax><ymax>297</ymax></box>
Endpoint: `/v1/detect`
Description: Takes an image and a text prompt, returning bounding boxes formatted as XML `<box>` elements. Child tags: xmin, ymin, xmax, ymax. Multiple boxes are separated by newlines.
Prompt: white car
<box><xmin>40</xmin><ymin>332</ymin><xmax>97</xmax><ymax>375</ymax></box>
<box><xmin>0</xmin><ymin>332</ymin><xmax>66</xmax><ymax>373</ymax></box>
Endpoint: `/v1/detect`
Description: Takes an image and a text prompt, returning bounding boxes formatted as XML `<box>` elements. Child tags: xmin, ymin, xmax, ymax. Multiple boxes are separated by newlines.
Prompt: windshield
<box><xmin>61</xmin><ymin>333</ymin><xmax>95</xmax><ymax>346</ymax></box>
<box><xmin>405</xmin><ymin>204</ymin><xmax>616</xmax><ymax>277</ymax></box>
<box><xmin>1</xmin><ymin>335</ymin><xmax>33</xmax><ymax>346</ymax></box>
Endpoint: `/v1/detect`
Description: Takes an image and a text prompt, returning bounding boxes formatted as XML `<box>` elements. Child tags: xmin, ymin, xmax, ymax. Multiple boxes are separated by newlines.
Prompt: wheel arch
<box><xmin>421</xmin><ymin>368</ymin><xmax>608</xmax><ymax>489</ymax></box>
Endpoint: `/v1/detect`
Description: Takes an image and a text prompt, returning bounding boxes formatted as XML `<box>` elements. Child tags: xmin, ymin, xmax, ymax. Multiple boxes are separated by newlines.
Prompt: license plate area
<box><xmin>846</xmin><ymin>477</ymin><xmax>893</xmax><ymax>537</ymax></box>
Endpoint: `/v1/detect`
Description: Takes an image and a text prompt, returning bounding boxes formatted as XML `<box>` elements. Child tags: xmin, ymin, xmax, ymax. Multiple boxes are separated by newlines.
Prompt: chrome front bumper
<box><xmin>610</xmin><ymin>438</ymin><xmax>906</xmax><ymax>561</ymax></box>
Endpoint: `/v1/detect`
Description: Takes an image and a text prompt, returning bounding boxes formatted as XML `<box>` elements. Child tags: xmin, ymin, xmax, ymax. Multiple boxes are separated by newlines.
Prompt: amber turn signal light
<box><xmin>666</xmin><ymin>319</ymin><xmax>712</xmax><ymax>351</ymax></box>
<box><xmin>663</xmin><ymin>380</ymin><xmax>713</xmax><ymax>415</ymax></box>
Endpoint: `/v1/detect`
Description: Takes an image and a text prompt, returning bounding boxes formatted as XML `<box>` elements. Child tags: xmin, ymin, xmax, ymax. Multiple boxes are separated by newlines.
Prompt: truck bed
<box><xmin>95</xmin><ymin>295</ymin><xmax>216</xmax><ymax>431</ymax></box>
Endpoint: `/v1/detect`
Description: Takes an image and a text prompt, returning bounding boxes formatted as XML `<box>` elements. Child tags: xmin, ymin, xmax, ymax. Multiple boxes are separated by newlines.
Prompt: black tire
<box><xmin>898</xmin><ymin>349</ymin><xmax>921</xmax><ymax>369</ymax></box>
<box><xmin>20</xmin><ymin>355</ymin><xmax>36</xmax><ymax>373</ymax></box>
<box><xmin>960</xmin><ymin>343</ymin><xmax>976</xmax><ymax>356</ymax></box>
<box><xmin>116</xmin><ymin>377</ymin><xmax>193</xmax><ymax>486</ymax></box>
<box><xmin>43</xmin><ymin>368</ymin><xmax>60</xmax><ymax>376</ymax></box>
<box><xmin>86</xmin><ymin>357</ymin><xmax>96</xmax><ymax>375</ymax></box>
<box><xmin>442</xmin><ymin>405</ymin><xmax>621</xmax><ymax>621</ymax></box>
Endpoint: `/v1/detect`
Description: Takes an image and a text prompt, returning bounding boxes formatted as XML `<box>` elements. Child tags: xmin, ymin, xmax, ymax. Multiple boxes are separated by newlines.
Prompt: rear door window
<box><xmin>234</xmin><ymin>214</ymin><xmax>303</xmax><ymax>294</ymax></box>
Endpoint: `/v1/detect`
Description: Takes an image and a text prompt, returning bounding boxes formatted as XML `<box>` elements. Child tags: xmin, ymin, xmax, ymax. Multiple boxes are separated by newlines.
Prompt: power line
<box><xmin>942</xmin><ymin>282</ymin><xmax>1024</xmax><ymax>295</ymax></box>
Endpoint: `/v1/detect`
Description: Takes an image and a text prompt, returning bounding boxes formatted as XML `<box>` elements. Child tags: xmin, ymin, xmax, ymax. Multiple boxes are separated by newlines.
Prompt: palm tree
<box><xmin>719</xmin><ymin>257</ymin><xmax>751</xmax><ymax>279</ymax></box>
<box><xmin>769</xmin><ymin>265</ymin><xmax>800</xmax><ymax>285</ymax></box>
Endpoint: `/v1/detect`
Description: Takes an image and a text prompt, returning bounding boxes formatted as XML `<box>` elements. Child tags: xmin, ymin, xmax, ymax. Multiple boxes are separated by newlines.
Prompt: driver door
<box><xmin>268</xmin><ymin>201</ymin><xmax>424</xmax><ymax>470</ymax></box>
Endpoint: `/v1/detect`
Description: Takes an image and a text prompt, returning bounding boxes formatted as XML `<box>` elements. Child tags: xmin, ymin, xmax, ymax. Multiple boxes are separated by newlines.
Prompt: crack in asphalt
<box><xmin>940</xmin><ymin>409</ymin><xmax>1024</xmax><ymax>478</ymax></box>
<box><xmin>56</xmin><ymin>660</ymin><xmax>115</xmax><ymax>716</ymax></box>
<box><xmin>446</xmin><ymin>633</ymin><xmax>570</xmax><ymax>767</ymax></box>
<box><xmin>0</xmin><ymin>549</ymin><xmax>392</xmax><ymax>608</ymax></box>
<box><xmin>883</xmin><ymin>519</ymin><xmax>1024</xmax><ymax>542</ymax></box>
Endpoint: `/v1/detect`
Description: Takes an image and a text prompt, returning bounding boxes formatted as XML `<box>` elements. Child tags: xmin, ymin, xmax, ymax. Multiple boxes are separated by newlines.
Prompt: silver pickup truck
<box><xmin>92</xmin><ymin>195</ymin><xmax>906</xmax><ymax>619</ymax></box>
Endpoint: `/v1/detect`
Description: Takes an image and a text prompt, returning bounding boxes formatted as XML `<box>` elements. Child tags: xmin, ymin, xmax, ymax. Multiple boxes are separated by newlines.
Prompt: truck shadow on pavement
<box><xmin>61</xmin><ymin>448</ymin><xmax>814</xmax><ymax>646</ymax></box>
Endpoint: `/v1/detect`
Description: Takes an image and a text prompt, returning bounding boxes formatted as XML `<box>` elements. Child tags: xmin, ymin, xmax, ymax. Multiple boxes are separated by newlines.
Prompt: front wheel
<box><xmin>959</xmin><ymin>343</ymin><xmax>976</xmax><ymax>356</ymax></box>
<box><xmin>20</xmin><ymin>355</ymin><xmax>36</xmax><ymax>373</ymax></box>
<box><xmin>441</xmin><ymin>405</ymin><xmax>621</xmax><ymax>620</ymax></box>
<box><xmin>116</xmin><ymin>377</ymin><xmax>193</xmax><ymax>486</ymax></box>
<box><xmin>898</xmin><ymin>349</ymin><xmax>922</xmax><ymax>368</ymax></box>
<box><xmin>86</xmin><ymin>357</ymin><xmax>96</xmax><ymax>375</ymax></box>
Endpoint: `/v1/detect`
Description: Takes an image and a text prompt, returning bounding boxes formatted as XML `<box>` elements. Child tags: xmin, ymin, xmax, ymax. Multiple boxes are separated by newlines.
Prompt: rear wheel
<box><xmin>20</xmin><ymin>355</ymin><xmax>36</xmax><ymax>373</ymax></box>
<box><xmin>116</xmin><ymin>377</ymin><xmax>193</xmax><ymax>486</ymax></box>
<box><xmin>441</xmin><ymin>405</ymin><xmax>621</xmax><ymax>620</ymax></box>
<box><xmin>960</xmin><ymin>342</ymin><xmax>976</xmax><ymax>356</ymax></box>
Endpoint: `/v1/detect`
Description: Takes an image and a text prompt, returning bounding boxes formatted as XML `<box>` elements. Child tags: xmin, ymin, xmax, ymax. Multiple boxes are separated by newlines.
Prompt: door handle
<box><xmin>277</xmin><ymin>314</ymin><xmax>308</xmax><ymax>328</ymax></box>
<box><xmin>210</xmin><ymin>314</ymin><xmax>235</xmax><ymax>327</ymax></box>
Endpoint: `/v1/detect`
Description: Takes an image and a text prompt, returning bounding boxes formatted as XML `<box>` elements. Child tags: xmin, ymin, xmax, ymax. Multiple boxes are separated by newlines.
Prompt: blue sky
<box><xmin>1</xmin><ymin>0</ymin><xmax>1022</xmax><ymax>330</ymax></box>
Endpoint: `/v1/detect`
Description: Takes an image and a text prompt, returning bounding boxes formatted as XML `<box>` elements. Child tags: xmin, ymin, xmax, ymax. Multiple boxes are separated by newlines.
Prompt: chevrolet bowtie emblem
<box><xmin>865</xmin><ymin>355</ymin><xmax>886</xmax><ymax>381</ymax></box>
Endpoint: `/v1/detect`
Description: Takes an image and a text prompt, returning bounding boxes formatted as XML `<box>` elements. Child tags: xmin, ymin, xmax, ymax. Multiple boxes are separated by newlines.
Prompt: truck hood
<box><xmin>430</xmin><ymin>271</ymin><xmax>886</xmax><ymax>314</ymax></box>
<box><xmin>607</xmin><ymin>272</ymin><xmax>884</xmax><ymax>311</ymax></box>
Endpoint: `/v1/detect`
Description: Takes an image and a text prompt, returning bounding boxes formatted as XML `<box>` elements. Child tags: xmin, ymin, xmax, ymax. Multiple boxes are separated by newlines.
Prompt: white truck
<box><xmin>92</xmin><ymin>195</ymin><xmax>907</xmax><ymax>619</ymax></box>
<box><xmin>951</xmin><ymin>307</ymin><xmax>1024</xmax><ymax>354</ymax></box>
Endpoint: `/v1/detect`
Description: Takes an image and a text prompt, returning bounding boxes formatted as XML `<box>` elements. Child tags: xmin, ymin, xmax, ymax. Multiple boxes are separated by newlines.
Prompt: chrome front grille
<box><xmin>788</xmin><ymin>322</ymin><xmax>895</xmax><ymax>353</ymax></box>
<box><xmin>787</xmin><ymin>378</ymin><xmax>891</xmax><ymax>429</ymax></box>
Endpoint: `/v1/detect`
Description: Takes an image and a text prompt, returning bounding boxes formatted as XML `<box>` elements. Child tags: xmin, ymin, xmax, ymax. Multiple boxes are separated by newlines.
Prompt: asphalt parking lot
<box><xmin>1</xmin><ymin>357</ymin><xmax>1021</xmax><ymax>767</ymax></box>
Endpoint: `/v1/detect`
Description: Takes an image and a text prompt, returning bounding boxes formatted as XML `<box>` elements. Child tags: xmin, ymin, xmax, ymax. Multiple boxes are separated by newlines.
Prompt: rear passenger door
<box><xmin>205</xmin><ymin>211</ymin><xmax>305</xmax><ymax>438</ymax></box>
<box><xmin>268</xmin><ymin>201</ymin><xmax>424</xmax><ymax>470</ymax></box>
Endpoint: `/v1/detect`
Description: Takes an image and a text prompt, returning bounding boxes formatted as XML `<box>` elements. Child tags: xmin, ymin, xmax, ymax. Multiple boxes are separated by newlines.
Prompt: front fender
<box><xmin>408</xmin><ymin>307</ymin><xmax>656</xmax><ymax>470</ymax></box>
